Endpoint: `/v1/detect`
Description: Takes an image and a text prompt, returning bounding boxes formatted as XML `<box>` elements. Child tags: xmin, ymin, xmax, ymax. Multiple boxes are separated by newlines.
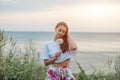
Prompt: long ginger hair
<box><xmin>55</xmin><ymin>22</ymin><xmax>69</xmax><ymax>53</ymax></box>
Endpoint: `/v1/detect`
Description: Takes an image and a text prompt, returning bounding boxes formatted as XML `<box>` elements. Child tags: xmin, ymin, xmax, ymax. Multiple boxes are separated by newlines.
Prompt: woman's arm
<box><xmin>44</xmin><ymin>57</ymin><xmax>57</xmax><ymax>66</ymax></box>
<box><xmin>67</xmin><ymin>32</ymin><xmax>77</xmax><ymax>50</ymax></box>
<box><xmin>44</xmin><ymin>52</ymin><xmax>61</xmax><ymax>66</ymax></box>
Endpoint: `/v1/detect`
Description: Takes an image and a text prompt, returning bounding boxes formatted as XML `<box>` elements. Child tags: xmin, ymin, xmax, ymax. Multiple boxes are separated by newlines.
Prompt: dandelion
<box><xmin>56</xmin><ymin>38</ymin><xmax>63</xmax><ymax>44</ymax></box>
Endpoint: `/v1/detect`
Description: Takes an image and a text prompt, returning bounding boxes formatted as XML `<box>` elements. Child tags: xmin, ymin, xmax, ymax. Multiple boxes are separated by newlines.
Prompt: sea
<box><xmin>4</xmin><ymin>31</ymin><xmax>120</xmax><ymax>74</ymax></box>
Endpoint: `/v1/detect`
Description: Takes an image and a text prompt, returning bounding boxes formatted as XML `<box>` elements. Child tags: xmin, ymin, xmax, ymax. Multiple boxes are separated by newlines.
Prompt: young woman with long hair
<box><xmin>40</xmin><ymin>22</ymin><xmax>78</xmax><ymax>80</ymax></box>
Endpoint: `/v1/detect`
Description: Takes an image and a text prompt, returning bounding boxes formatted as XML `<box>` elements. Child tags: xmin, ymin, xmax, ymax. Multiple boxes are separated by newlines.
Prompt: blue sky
<box><xmin>0</xmin><ymin>0</ymin><xmax>120</xmax><ymax>32</ymax></box>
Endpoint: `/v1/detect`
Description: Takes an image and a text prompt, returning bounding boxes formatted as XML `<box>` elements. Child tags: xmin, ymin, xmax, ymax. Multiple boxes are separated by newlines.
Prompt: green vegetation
<box><xmin>0</xmin><ymin>30</ymin><xmax>120</xmax><ymax>80</ymax></box>
<box><xmin>0</xmin><ymin>30</ymin><xmax>47</xmax><ymax>80</ymax></box>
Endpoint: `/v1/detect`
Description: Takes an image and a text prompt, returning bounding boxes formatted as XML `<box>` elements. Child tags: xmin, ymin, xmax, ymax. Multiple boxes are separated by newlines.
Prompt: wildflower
<box><xmin>56</xmin><ymin>38</ymin><xmax>63</xmax><ymax>44</ymax></box>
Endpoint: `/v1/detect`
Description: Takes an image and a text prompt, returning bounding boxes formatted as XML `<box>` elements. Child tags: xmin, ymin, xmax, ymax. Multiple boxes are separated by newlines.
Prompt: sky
<box><xmin>0</xmin><ymin>0</ymin><xmax>120</xmax><ymax>32</ymax></box>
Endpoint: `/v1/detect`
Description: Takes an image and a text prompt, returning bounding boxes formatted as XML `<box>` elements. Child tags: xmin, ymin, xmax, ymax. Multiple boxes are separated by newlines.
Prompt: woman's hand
<box><xmin>55</xmin><ymin>52</ymin><xmax>61</xmax><ymax>59</ymax></box>
<box><xmin>67</xmin><ymin>31</ymin><xmax>71</xmax><ymax>39</ymax></box>
<box><xmin>67</xmin><ymin>32</ymin><xmax>77</xmax><ymax>50</ymax></box>
<box><xmin>44</xmin><ymin>52</ymin><xmax>61</xmax><ymax>66</ymax></box>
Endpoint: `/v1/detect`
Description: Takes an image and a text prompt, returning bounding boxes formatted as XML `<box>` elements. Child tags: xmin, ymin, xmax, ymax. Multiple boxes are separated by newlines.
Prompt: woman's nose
<box><xmin>59</xmin><ymin>31</ymin><xmax>63</xmax><ymax>34</ymax></box>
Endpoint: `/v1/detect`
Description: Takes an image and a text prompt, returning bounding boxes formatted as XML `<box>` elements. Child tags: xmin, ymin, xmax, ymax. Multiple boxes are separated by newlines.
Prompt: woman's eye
<box><xmin>58</xmin><ymin>29</ymin><xmax>65</xmax><ymax>34</ymax></box>
<box><xmin>58</xmin><ymin>29</ymin><xmax>61</xmax><ymax>32</ymax></box>
<box><xmin>62</xmin><ymin>31</ymin><xmax>65</xmax><ymax>33</ymax></box>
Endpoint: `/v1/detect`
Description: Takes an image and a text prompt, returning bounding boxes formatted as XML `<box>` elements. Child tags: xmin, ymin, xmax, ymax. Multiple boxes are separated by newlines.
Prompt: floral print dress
<box><xmin>46</xmin><ymin>66</ymin><xmax>75</xmax><ymax>80</ymax></box>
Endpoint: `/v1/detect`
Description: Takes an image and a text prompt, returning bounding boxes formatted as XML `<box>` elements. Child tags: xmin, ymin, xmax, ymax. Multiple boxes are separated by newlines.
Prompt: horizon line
<box><xmin>3</xmin><ymin>30</ymin><xmax>120</xmax><ymax>33</ymax></box>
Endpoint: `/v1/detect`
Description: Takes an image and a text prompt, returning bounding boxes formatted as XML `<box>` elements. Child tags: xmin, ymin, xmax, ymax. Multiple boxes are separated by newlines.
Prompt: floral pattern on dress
<box><xmin>47</xmin><ymin>66</ymin><xmax>75</xmax><ymax>80</ymax></box>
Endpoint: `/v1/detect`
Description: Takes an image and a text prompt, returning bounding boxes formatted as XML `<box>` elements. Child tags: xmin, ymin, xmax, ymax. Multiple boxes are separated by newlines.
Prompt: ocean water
<box><xmin>4</xmin><ymin>31</ymin><xmax>120</xmax><ymax>73</ymax></box>
<box><xmin>5</xmin><ymin>31</ymin><xmax>120</xmax><ymax>52</ymax></box>
<box><xmin>5</xmin><ymin>31</ymin><xmax>120</xmax><ymax>42</ymax></box>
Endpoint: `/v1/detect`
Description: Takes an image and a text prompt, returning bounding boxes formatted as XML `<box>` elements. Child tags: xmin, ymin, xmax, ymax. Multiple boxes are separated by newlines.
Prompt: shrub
<box><xmin>0</xmin><ymin>30</ymin><xmax>47</xmax><ymax>80</ymax></box>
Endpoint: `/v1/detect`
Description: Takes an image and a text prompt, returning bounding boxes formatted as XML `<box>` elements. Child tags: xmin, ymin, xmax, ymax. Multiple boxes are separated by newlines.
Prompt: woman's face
<box><xmin>55</xmin><ymin>25</ymin><xmax>67</xmax><ymax>38</ymax></box>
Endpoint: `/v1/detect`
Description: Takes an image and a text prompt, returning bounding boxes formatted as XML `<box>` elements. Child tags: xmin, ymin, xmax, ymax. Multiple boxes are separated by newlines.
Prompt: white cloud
<box><xmin>0</xmin><ymin>0</ymin><xmax>120</xmax><ymax>32</ymax></box>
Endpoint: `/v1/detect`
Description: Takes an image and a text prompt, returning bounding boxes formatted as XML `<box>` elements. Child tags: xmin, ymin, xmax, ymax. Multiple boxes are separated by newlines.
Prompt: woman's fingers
<box><xmin>55</xmin><ymin>52</ymin><xmax>61</xmax><ymax>58</ymax></box>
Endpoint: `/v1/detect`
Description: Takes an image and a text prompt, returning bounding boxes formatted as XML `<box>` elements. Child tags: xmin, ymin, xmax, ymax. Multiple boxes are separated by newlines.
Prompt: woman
<box><xmin>40</xmin><ymin>22</ymin><xmax>78</xmax><ymax>80</ymax></box>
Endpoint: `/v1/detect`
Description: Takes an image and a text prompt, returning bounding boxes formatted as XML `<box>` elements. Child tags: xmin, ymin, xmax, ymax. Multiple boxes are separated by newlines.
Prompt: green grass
<box><xmin>0</xmin><ymin>30</ymin><xmax>47</xmax><ymax>80</ymax></box>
